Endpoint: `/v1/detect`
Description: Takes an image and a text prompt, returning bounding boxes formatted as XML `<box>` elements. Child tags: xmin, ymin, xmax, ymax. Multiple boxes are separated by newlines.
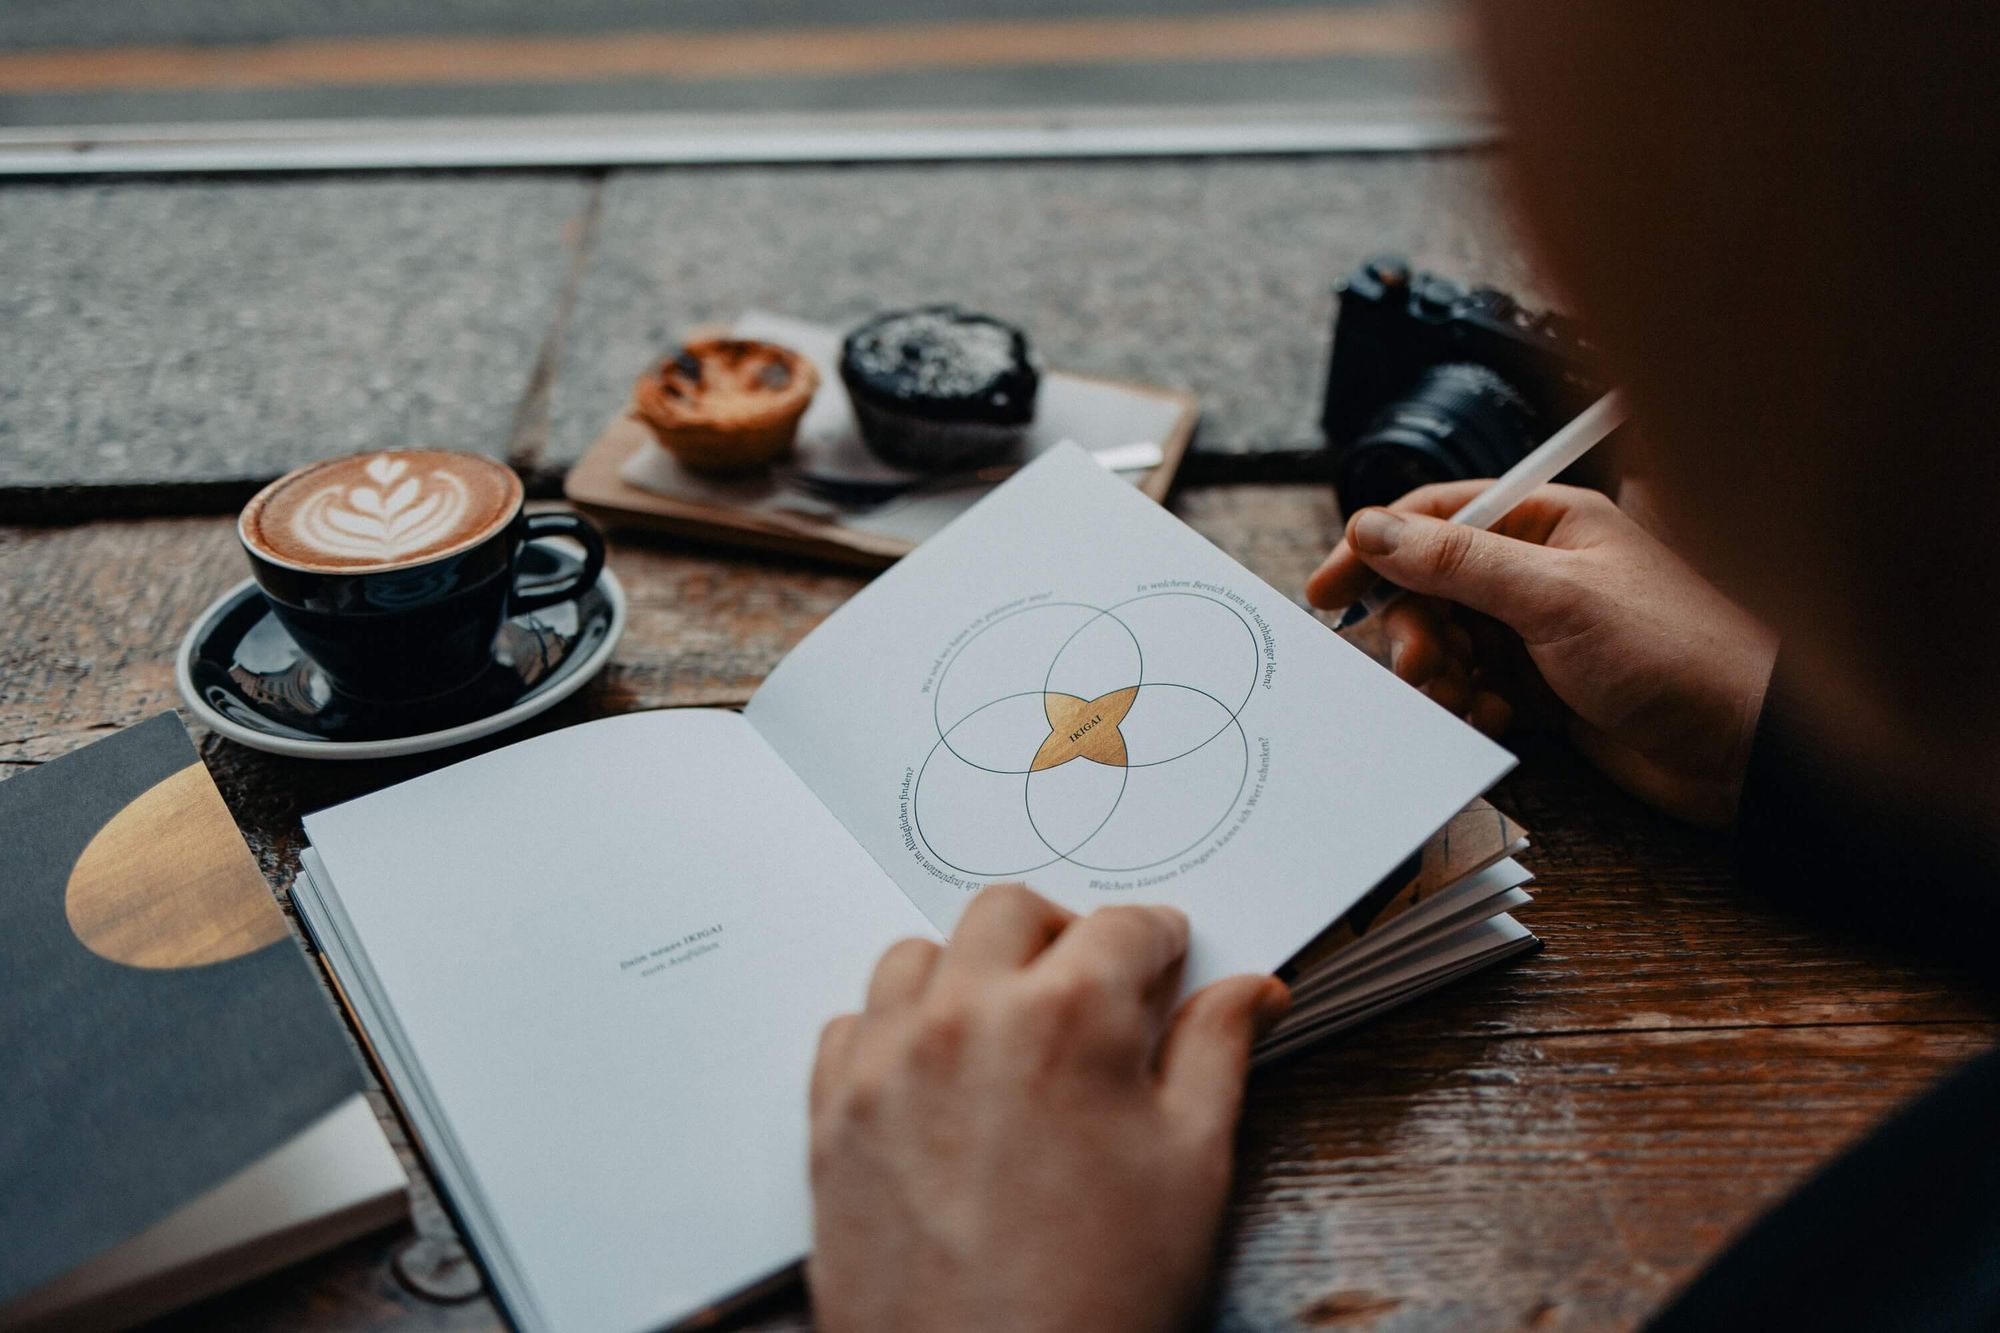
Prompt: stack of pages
<box><xmin>295</xmin><ymin>445</ymin><xmax>1534</xmax><ymax>1333</ymax></box>
<box><xmin>1262</xmin><ymin>797</ymin><xmax>1531</xmax><ymax>1064</ymax></box>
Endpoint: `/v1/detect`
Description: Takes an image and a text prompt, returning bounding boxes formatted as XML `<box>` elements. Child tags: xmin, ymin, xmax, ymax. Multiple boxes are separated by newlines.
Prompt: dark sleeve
<box><xmin>1648</xmin><ymin>655</ymin><xmax>2000</xmax><ymax>1330</ymax></box>
<box><xmin>1731</xmin><ymin>654</ymin><xmax>2000</xmax><ymax>974</ymax></box>
<box><xmin>1647</xmin><ymin>1041</ymin><xmax>2000</xmax><ymax>1331</ymax></box>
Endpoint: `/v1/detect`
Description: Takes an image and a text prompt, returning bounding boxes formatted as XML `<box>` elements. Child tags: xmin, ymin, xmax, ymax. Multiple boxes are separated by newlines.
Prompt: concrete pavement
<box><xmin>0</xmin><ymin>153</ymin><xmax>1534</xmax><ymax>517</ymax></box>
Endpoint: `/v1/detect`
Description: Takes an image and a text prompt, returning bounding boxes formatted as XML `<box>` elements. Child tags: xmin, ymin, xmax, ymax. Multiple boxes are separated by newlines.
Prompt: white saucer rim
<box><xmin>174</xmin><ymin>568</ymin><xmax>627</xmax><ymax>761</ymax></box>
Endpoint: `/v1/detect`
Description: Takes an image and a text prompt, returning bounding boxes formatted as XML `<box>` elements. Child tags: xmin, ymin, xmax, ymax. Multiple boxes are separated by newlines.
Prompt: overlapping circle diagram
<box><xmin>915</xmin><ymin>592</ymin><xmax>1258</xmax><ymax>876</ymax></box>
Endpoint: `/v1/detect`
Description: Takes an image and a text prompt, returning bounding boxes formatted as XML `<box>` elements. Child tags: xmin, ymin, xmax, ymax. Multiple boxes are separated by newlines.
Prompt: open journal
<box><xmin>293</xmin><ymin>444</ymin><xmax>1536</xmax><ymax>1333</ymax></box>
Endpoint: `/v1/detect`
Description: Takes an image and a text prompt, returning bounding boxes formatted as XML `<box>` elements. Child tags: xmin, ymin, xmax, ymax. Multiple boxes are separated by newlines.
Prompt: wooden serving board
<box><xmin>565</xmin><ymin>371</ymin><xmax>1199</xmax><ymax>570</ymax></box>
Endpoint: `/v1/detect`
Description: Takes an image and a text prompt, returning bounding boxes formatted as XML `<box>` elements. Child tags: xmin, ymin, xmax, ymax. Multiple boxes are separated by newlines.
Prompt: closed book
<box><xmin>0</xmin><ymin>713</ymin><xmax>406</xmax><ymax>1331</ymax></box>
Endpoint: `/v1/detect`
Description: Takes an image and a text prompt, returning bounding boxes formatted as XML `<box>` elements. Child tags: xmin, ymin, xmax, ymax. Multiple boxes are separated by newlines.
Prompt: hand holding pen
<box><xmin>1302</xmin><ymin>389</ymin><xmax>1782</xmax><ymax>827</ymax></box>
<box><xmin>1330</xmin><ymin>391</ymin><xmax>1628</xmax><ymax>631</ymax></box>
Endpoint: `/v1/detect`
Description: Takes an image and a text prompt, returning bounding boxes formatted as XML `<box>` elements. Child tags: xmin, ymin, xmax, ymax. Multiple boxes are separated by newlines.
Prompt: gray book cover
<box><xmin>0</xmin><ymin>712</ymin><xmax>363</xmax><ymax>1307</ymax></box>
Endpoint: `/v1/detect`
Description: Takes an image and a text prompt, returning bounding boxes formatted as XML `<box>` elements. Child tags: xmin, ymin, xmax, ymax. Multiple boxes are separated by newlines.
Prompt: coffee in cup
<box><xmin>239</xmin><ymin>450</ymin><xmax>606</xmax><ymax>702</ymax></box>
<box><xmin>242</xmin><ymin>449</ymin><xmax>521</xmax><ymax>571</ymax></box>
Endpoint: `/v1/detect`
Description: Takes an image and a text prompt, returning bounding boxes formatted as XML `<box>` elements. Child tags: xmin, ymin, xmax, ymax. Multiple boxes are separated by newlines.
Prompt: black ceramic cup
<box><xmin>238</xmin><ymin>451</ymin><xmax>606</xmax><ymax>703</ymax></box>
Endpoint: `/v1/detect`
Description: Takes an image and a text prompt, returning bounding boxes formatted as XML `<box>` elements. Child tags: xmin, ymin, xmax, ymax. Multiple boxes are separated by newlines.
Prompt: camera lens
<box><xmin>1335</xmin><ymin>362</ymin><xmax>1542</xmax><ymax>513</ymax></box>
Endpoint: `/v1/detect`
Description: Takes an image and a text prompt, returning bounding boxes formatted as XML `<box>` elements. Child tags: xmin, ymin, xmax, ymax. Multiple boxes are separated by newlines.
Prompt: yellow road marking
<box><xmin>0</xmin><ymin>7</ymin><xmax>1455</xmax><ymax>95</ymax></box>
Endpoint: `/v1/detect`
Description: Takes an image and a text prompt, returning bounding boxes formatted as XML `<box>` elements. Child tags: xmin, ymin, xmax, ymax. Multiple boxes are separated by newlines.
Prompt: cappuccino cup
<box><xmin>239</xmin><ymin>449</ymin><xmax>606</xmax><ymax>702</ymax></box>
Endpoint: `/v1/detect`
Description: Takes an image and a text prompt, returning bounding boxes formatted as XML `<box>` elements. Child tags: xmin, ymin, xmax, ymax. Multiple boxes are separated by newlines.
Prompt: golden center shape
<box><xmin>1030</xmin><ymin>686</ymin><xmax>1139</xmax><ymax>772</ymax></box>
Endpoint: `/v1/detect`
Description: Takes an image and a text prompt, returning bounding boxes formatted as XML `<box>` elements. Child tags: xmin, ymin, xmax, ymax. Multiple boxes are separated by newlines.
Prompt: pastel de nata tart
<box><xmin>839</xmin><ymin>306</ymin><xmax>1040</xmax><ymax>471</ymax></box>
<box><xmin>632</xmin><ymin>338</ymin><xmax>819</xmax><ymax>474</ymax></box>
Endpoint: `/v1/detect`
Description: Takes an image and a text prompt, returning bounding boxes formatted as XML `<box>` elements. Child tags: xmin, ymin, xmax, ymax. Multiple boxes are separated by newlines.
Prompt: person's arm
<box><xmin>1647</xmin><ymin>1027</ymin><xmax>2000</xmax><ymax>1331</ymax></box>
<box><xmin>1733</xmin><ymin>657</ymin><xmax>2000</xmax><ymax>971</ymax></box>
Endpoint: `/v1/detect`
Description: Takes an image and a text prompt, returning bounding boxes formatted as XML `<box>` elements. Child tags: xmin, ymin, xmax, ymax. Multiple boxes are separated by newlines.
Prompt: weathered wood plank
<box><xmin>164</xmin><ymin>1019</ymin><xmax>2000</xmax><ymax>1333</ymax></box>
<box><xmin>1226</xmin><ymin>1022</ymin><xmax>1998</xmax><ymax>1330</ymax></box>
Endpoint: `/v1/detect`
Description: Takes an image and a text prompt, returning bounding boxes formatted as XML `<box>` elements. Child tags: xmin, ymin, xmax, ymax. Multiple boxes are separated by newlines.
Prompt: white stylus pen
<box><xmin>1335</xmin><ymin>389</ymin><xmax>1629</xmax><ymax>630</ymax></box>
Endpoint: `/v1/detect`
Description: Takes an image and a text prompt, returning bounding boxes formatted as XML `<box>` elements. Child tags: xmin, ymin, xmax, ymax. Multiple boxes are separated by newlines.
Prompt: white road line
<box><xmin>0</xmin><ymin>105</ymin><xmax>1496</xmax><ymax>175</ymax></box>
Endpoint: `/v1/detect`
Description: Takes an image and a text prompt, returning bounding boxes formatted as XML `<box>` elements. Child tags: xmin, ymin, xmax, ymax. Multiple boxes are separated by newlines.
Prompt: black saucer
<box><xmin>177</xmin><ymin>543</ymin><xmax>625</xmax><ymax>759</ymax></box>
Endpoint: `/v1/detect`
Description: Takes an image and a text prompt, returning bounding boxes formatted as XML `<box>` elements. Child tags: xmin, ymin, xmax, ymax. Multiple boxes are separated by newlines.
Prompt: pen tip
<box><xmin>1334</xmin><ymin>604</ymin><xmax>1368</xmax><ymax>631</ymax></box>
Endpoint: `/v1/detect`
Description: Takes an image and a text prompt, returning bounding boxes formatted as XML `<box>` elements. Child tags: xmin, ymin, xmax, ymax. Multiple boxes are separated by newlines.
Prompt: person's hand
<box><xmin>1306</xmin><ymin>482</ymin><xmax>1778</xmax><ymax>828</ymax></box>
<box><xmin>808</xmin><ymin>884</ymin><xmax>1291</xmax><ymax>1333</ymax></box>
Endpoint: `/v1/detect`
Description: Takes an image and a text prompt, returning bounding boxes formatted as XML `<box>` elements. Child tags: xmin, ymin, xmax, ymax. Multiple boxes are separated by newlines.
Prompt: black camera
<box><xmin>1320</xmin><ymin>255</ymin><xmax>1609</xmax><ymax>514</ymax></box>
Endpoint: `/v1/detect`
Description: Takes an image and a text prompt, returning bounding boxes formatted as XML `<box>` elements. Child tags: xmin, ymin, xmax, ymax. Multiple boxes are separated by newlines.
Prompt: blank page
<box><xmin>303</xmin><ymin>710</ymin><xmax>933</xmax><ymax>1333</ymax></box>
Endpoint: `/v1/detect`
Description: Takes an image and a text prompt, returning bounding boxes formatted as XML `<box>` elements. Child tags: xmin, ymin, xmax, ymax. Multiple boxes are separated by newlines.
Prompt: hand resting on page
<box><xmin>808</xmin><ymin>884</ymin><xmax>1289</xmax><ymax>1333</ymax></box>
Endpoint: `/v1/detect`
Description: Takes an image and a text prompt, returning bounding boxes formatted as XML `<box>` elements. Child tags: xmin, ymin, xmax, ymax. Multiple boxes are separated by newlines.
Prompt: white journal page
<box><xmin>302</xmin><ymin>710</ymin><xmax>934</xmax><ymax>1333</ymax></box>
<box><xmin>746</xmin><ymin>445</ymin><xmax>1516</xmax><ymax>991</ymax></box>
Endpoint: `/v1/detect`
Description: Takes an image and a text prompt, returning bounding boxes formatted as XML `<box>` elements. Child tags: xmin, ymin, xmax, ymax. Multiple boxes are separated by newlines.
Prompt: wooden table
<box><xmin>4</xmin><ymin>488</ymin><xmax>1993</xmax><ymax>1331</ymax></box>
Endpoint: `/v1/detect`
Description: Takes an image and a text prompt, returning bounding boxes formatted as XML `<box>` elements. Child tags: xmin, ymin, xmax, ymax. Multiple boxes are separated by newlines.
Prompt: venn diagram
<box><xmin>913</xmin><ymin>592</ymin><xmax>1258</xmax><ymax>876</ymax></box>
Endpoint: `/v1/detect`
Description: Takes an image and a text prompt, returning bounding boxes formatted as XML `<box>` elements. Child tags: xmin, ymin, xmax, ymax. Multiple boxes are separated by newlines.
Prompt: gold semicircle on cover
<box><xmin>65</xmin><ymin>764</ymin><xmax>288</xmax><ymax>970</ymax></box>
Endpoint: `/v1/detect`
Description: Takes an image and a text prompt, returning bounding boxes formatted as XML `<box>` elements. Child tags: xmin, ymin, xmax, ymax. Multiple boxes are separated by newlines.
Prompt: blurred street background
<box><xmin>0</xmin><ymin>0</ymin><xmax>1516</xmax><ymax>510</ymax></box>
<box><xmin>0</xmin><ymin>0</ymin><xmax>1473</xmax><ymax>137</ymax></box>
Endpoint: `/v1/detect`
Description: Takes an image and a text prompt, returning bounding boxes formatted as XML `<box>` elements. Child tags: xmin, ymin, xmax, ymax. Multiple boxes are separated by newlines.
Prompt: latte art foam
<box><xmin>242</xmin><ymin>450</ymin><xmax>521</xmax><ymax>571</ymax></box>
<box><xmin>293</xmin><ymin>455</ymin><xmax>474</xmax><ymax>561</ymax></box>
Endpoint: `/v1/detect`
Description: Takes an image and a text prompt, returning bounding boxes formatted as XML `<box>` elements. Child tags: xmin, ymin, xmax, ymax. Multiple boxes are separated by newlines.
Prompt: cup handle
<box><xmin>510</xmin><ymin>511</ymin><xmax>607</xmax><ymax>615</ymax></box>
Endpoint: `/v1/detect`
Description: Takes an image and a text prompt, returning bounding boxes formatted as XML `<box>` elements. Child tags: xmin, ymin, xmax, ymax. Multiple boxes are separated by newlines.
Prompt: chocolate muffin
<box><xmin>839</xmin><ymin>307</ymin><xmax>1040</xmax><ymax>471</ymax></box>
<box><xmin>632</xmin><ymin>338</ymin><xmax>819</xmax><ymax>474</ymax></box>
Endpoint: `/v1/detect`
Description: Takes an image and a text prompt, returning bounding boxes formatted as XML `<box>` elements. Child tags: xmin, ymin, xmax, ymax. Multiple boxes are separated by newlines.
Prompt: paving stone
<box><xmin>546</xmin><ymin>153</ymin><xmax>1537</xmax><ymax>479</ymax></box>
<box><xmin>0</xmin><ymin>174</ymin><xmax>592</xmax><ymax>514</ymax></box>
